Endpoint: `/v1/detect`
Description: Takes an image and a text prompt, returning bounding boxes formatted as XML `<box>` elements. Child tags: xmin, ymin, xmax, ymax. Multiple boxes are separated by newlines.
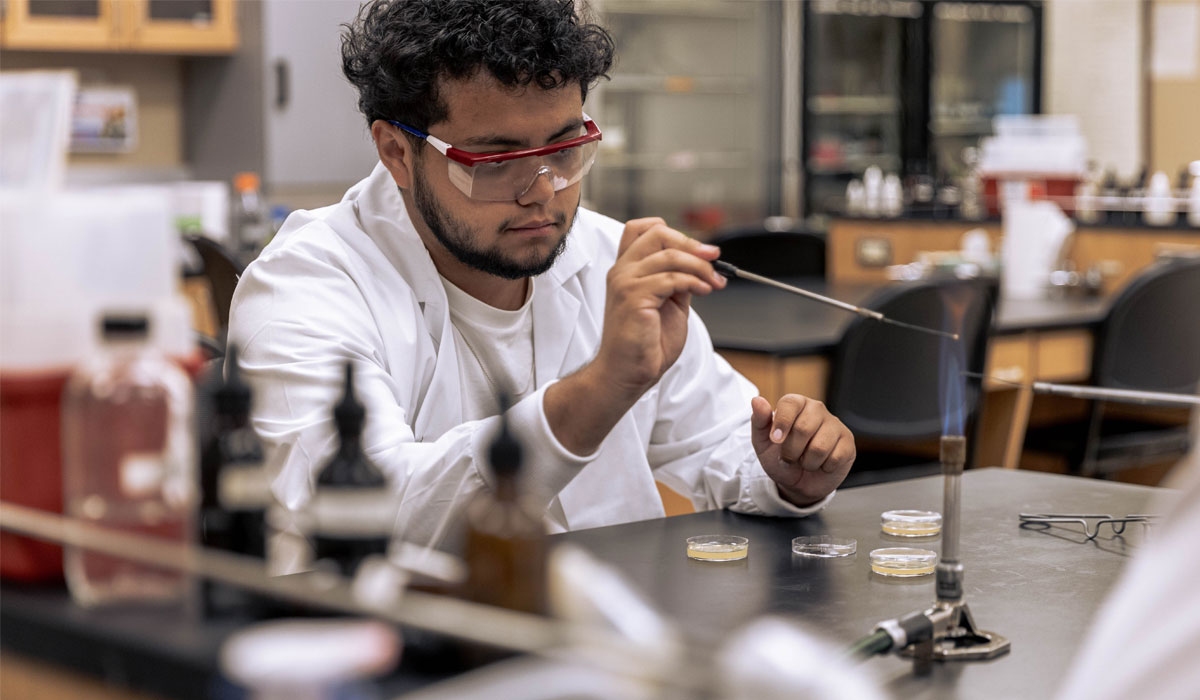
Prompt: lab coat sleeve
<box><xmin>229</xmin><ymin>237</ymin><xmax>592</xmax><ymax>550</ymax></box>
<box><xmin>647</xmin><ymin>311</ymin><xmax>833</xmax><ymax>516</ymax></box>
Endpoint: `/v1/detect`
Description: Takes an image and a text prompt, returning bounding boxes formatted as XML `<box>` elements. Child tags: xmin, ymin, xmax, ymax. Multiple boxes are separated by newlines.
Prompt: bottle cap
<box><xmin>333</xmin><ymin>362</ymin><xmax>365</xmax><ymax>437</ymax></box>
<box><xmin>215</xmin><ymin>345</ymin><xmax>252</xmax><ymax>417</ymax></box>
<box><xmin>101</xmin><ymin>314</ymin><xmax>150</xmax><ymax>339</ymax></box>
<box><xmin>488</xmin><ymin>392</ymin><xmax>523</xmax><ymax>480</ymax></box>
<box><xmin>234</xmin><ymin>172</ymin><xmax>261</xmax><ymax>193</ymax></box>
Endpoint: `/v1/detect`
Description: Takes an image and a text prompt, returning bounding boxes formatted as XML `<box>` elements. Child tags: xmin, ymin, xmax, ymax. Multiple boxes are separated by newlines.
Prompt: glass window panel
<box><xmin>27</xmin><ymin>0</ymin><xmax>100</xmax><ymax>18</ymax></box>
<box><xmin>147</xmin><ymin>0</ymin><xmax>213</xmax><ymax>22</ymax></box>
<box><xmin>931</xmin><ymin>3</ymin><xmax>1036</xmax><ymax>178</ymax></box>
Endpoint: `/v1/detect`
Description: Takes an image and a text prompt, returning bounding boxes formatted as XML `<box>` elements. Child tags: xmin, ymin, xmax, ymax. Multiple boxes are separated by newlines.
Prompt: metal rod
<box><xmin>714</xmin><ymin>260</ymin><xmax>959</xmax><ymax>340</ymax></box>
<box><xmin>937</xmin><ymin>436</ymin><xmax>966</xmax><ymax>603</ymax></box>
<box><xmin>962</xmin><ymin>371</ymin><xmax>1200</xmax><ymax>407</ymax></box>
<box><xmin>1031</xmin><ymin>381</ymin><xmax>1200</xmax><ymax>407</ymax></box>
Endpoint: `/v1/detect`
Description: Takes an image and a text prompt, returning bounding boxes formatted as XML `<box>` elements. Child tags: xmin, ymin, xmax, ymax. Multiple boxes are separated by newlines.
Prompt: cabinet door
<box><xmin>802</xmin><ymin>0</ymin><xmax>923</xmax><ymax>216</ymax></box>
<box><xmin>122</xmin><ymin>0</ymin><xmax>237</xmax><ymax>53</ymax></box>
<box><xmin>1</xmin><ymin>0</ymin><xmax>117</xmax><ymax>51</ymax></box>
<box><xmin>930</xmin><ymin>2</ymin><xmax>1040</xmax><ymax>181</ymax></box>
<box><xmin>589</xmin><ymin>1</ymin><xmax>776</xmax><ymax>230</ymax></box>
<box><xmin>260</xmin><ymin>0</ymin><xmax>378</xmax><ymax>189</ymax></box>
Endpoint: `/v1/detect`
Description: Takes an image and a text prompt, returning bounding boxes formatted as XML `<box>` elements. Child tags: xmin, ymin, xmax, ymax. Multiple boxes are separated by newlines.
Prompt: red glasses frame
<box><xmin>388</xmin><ymin>118</ymin><xmax>602</xmax><ymax>167</ymax></box>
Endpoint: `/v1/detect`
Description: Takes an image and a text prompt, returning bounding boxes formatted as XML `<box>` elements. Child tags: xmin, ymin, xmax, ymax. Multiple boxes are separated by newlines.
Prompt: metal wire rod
<box><xmin>714</xmin><ymin>261</ymin><xmax>960</xmax><ymax>341</ymax></box>
<box><xmin>962</xmin><ymin>371</ymin><xmax>1200</xmax><ymax>407</ymax></box>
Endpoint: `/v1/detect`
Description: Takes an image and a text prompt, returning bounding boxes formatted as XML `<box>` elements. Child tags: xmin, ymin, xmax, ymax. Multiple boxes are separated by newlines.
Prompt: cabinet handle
<box><xmin>275</xmin><ymin>60</ymin><xmax>290</xmax><ymax>110</ymax></box>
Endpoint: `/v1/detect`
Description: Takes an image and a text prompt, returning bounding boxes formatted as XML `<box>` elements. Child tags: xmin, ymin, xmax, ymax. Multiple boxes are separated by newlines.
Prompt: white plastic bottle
<box><xmin>232</xmin><ymin>171</ymin><xmax>269</xmax><ymax>263</ymax></box>
<box><xmin>1142</xmin><ymin>171</ymin><xmax>1174</xmax><ymax>226</ymax></box>
<box><xmin>62</xmin><ymin>313</ymin><xmax>196</xmax><ymax>608</ymax></box>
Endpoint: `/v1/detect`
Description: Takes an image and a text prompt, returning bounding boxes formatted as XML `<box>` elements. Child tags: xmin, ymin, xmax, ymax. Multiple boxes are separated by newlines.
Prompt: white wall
<box><xmin>1044</xmin><ymin>0</ymin><xmax>1144</xmax><ymax>179</ymax></box>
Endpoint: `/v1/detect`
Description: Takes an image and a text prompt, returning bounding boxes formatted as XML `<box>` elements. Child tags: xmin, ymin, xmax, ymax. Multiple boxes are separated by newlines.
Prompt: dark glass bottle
<box><xmin>461</xmin><ymin>399</ymin><xmax>547</xmax><ymax>615</ymax></box>
<box><xmin>198</xmin><ymin>345</ymin><xmax>271</xmax><ymax>616</ymax></box>
<box><xmin>1100</xmin><ymin>170</ymin><xmax>1120</xmax><ymax>224</ymax></box>
<box><xmin>309</xmin><ymin>363</ymin><xmax>393</xmax><ymax>578</ymax></box>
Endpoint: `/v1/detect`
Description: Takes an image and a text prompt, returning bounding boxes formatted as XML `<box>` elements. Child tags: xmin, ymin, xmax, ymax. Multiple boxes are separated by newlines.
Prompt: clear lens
<box><xmin>447</xmin><ymin>140</ymin><xmax>598</xmax><ymax>201</ymax></box>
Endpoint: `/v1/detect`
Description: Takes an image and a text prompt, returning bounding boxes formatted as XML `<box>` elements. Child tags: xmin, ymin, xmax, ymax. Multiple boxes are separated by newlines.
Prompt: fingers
<box><xmin>618</xmin><ymin>217</ymin><xmax>667</xmax><ymax>256</ymax></box>
<box><xmin>826</xmin><ymin>436</ymin><xmax>857</xmax><ymax>475</ymax></box>
<box><xmin>623</xmin><ymin>222</ymin><xmax>720</xmax><ymax>262</ymax></box>
<box><xmin>617</xmin><ymin>219</ymin><xmax>723</xmax><ymax>283</ymax></box>
<box><xmin>799</xmin><ymin>422</ymin><xmax>842</xmax><ymax>472</ymax></box>
<box><xmin>768</xmin><ymin>395</ymin><xmax>853</xmax><ymax>473</ymax></box>
<box><xmin>750</xmin><ymin>396</ymin><xmax>774</xmax><ymax>454</ymax></box>
<box><xmin>631</xmin><ymin>248</ymin><xmax>726</xmax><ymax>290</ymax></box>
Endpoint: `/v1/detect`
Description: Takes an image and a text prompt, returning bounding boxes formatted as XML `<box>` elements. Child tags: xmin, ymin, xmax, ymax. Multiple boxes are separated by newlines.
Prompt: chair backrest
<box><xmin>825</xmin><ymin>276</ymin><xmax>998</xmax><ymax>444</ymax></box>
<box><xmin>1093</xmin><ymin>257</ymin><xmax>1200</xmax><ymax>394</ymax></box>
<box><xmin>186</xmin><ymin>235</ymin><xmax>245</xmax><ymax>334</ymax></box>
<box><xmin>709</xmin><ymin>227</ymin><xmax>827</xmax><ymax>278</ymax></box>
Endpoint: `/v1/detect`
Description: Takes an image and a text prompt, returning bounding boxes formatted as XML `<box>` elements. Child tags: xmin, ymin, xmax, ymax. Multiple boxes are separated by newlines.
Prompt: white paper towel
<box><xmin>1001</xmin><ymin>200</ymin><xmax>1075</xmax><ymax>300</ymax></box>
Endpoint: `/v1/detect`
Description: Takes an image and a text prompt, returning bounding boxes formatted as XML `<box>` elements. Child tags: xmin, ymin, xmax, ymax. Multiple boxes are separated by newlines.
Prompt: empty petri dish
<box><xmin>869</xmin><ymin>547</ymin><xmax>938</xmax><ymax>577</ymax></box>
<box><xmin>686</xmin><ymin>535</ymin><xmax>749</xmax><ymax>562</ymax></box>
<box><xmin>792</xmin><ymin>536</ymin><xmax>857</xmax><ymax>558</ymax></box>
<box><xmin>881</xmin><ymin>510</ymin><xmax>942</xmax><ymax>537</ymax></box>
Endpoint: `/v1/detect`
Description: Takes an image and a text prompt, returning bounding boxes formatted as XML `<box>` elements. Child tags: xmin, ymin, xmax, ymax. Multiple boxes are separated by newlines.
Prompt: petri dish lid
<box><xmin>869</xmin><ymin>547</ymin><xmax>938</xmax><ymax>577</ymax></box>
<box><xmin>881</xmin><ymin>510</ymin><xmax>942</xmax><ymax>537</ymax></box>
<box><xmin>686</xmin><ymin>535</ymin><xmax>749</xmax><ymax>562</ymax></box>
<box><xmin>791</xmin><ymin>536</ymin><xmax>856</xmax><ymax>558</ymax></box>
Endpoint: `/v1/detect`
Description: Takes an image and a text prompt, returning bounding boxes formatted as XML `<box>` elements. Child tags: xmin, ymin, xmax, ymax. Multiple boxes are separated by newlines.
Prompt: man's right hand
<box><xmin>544</xmin><ymin>218</ymin><xmax>725</xmax><ymax>455</ymax></box>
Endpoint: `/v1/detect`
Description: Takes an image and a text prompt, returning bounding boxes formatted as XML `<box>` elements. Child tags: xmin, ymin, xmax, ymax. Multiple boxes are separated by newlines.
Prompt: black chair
<box><xmin>186</xmin><ymin>234</ymin><xmax>245</xmax><ymax>338</ymax></box>
<box><xmin>825</xmin><ymin>276</ymin><xmax>999</xmax><ymax>488</ymax></box>
<box><xmin>1024</xmin><ymin>257</ymin><xmax>1200</xmax><ymax>477</ymax></box>
<box><xmin>709</xmin><ymin>221</ymin><xmax>826</xmax><ymax>278</ymax></box>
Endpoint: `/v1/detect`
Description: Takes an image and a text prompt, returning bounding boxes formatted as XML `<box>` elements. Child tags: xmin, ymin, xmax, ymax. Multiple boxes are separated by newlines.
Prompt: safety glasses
<box><xmin>388</xmin><ymin>116</ymin><xmax>602</xmax><ymax>202</ymax></box>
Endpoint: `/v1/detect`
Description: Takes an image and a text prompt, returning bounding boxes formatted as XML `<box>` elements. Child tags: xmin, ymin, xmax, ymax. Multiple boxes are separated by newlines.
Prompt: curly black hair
<box><xmin>341</xmin><ymin>0</ymin><xmax>614</xmax><ymax>133</ymax></box>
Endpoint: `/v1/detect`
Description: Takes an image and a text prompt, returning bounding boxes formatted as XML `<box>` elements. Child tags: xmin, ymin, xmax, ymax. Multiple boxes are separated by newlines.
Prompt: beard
<box><xmin>410</xmin><ymin>174</ymin><xmax>574</xmax><ymax>281</ymax></box>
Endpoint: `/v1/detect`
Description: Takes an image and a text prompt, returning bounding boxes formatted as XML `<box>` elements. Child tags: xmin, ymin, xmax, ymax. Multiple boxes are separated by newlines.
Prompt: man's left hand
<box><xmin>751</xmin><ymin>394</ymin><xmax>855</xmax><ymax>507</ymax></box>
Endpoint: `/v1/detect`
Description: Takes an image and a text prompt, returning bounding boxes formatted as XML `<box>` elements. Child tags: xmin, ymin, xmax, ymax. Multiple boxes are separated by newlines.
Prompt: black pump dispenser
<box><xmin>310</xmin><ymin>362</ymin><xmax>393</xmax><ymax>577</ymax></box>
<box><xmin>198</xmin><ymin>344</ymin><xmax>271</xmax><ymax>617</ymax></box>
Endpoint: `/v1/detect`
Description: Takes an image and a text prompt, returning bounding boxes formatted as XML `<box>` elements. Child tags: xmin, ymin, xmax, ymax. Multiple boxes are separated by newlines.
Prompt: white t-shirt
<box><xmin>440</xmin><ymin>276</ymin><xmax>536</xmax><ymax>420</ymax></box>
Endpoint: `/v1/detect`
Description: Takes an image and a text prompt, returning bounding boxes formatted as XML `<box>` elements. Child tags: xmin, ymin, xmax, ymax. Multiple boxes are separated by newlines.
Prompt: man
<box><xmin>230</xmin><ymin>0</ymin><xmax>855</xmax><ymax>549</ymax></box>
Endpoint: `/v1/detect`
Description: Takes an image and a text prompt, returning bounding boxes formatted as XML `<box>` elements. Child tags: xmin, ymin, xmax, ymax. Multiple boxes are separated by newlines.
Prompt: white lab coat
<box><xmin>229</xmin><ymin>163</ymin><xmax>827</xmax><ymax>548</ymax></box>
<box><xmin>1055</xmin><ymin>405</ymin><xmax>1200</xmax><ymax>700</ymax></box>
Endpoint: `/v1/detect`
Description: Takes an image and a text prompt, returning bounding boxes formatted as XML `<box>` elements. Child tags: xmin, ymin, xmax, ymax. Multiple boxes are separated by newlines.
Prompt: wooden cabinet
<box><xmin>1</xmin><ymin>0</ymin><xmax>236</xmax><ymax>54</ymax></box>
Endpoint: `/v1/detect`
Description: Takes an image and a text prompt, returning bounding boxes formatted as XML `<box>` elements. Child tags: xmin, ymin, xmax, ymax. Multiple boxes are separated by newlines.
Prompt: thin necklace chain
<box><xmin>455</xmin><ymin>323</ymin><xmax>535</xmax><ymax>399</ymax></box>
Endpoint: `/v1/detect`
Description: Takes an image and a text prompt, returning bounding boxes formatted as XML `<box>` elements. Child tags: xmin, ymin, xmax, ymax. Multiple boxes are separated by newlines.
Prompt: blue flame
<box><xmin>938</xmin><ymin>287</ymin><xmax>969</xmax><ymax>437</ymax></box>
<box><xmin>939</xmin><ymin>338</ymin><xmax>966</xmax><ymax>437</ymax></box>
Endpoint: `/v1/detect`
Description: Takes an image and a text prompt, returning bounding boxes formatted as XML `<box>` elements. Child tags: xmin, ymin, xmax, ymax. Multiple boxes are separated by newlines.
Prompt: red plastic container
<box><xmin>982</xmin><ymin>173</ymin><xmax>1081</xmax><ymax>217</ymax></box>
<box><xmin>1</xmin><ymin>370</ymin><xmax>71</xmax><ymax>582</ymax></box>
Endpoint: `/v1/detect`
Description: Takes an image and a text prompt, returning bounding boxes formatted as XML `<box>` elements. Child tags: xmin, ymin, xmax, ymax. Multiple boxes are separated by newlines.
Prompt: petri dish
<box><xmin>792</xmin><ymin>535</ymin><xmax>857</xmax><ymax>558</ymax></box>
<box><xmin>686</xmin><ymin>535</ymin><xmax>749</xmax><ymax>562</ymax></box>
<box><xmin>869</xmin><ymin>547</ymin><xmax>938</xmax><ymax>577</ymax></box>
<box><xmin>881</xmin><ymin>510</ymin><xmax>942</xmax><ymax>537</ymax></box>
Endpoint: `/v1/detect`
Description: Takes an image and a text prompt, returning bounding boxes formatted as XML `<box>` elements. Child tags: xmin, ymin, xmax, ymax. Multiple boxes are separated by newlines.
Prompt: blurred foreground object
<box><xmin>1055</xmin><ymin>407</ymin><xmax>1200</xmax><ymax>699</ymax></box>
<box><xmin>1</xmin><ymin>188</ymin><xmax>192</xmax><ymax>583</ymax></box>
<box><xmin>221</xmin><ymin>618</ymin><xmax>400</xmax><ymax>699</ymax></box>
<box><xmin>62</xmin><ymin>313</ymin><xmax>196</xmax><ymax>608</ymax></box>
<box><xmin>0</xmin><ymin>70</ymin><xmax>75</xmax><ymax>189</ymax></box>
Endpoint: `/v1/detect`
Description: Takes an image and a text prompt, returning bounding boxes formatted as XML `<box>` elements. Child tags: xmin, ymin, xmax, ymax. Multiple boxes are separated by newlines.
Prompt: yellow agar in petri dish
<box><xmin>686</xmin><ymin>535</ymin><xmax>749</xmax><ymax>562</ymax></box>
<box><xmin>881</xmin><ymin>510</ymin><xmax>942</xmax><ymax>537</ymax></box>
<box><xmin>869</xmin><ymin>547</ymin><xmax>938</xmax><ymax>577</ymax></box>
